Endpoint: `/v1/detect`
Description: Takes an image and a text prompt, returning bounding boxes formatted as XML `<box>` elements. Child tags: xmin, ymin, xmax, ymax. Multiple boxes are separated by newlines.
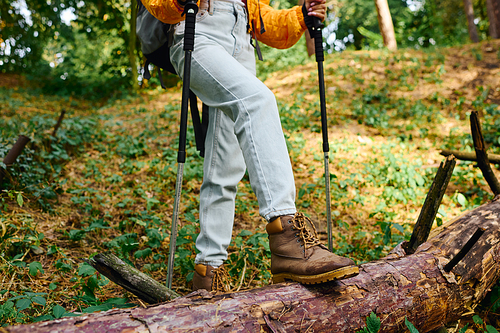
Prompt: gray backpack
<box><xmin>136</xmin><ymin>0</ymin><xmax>207</xmax><ymax>156</ymax></box>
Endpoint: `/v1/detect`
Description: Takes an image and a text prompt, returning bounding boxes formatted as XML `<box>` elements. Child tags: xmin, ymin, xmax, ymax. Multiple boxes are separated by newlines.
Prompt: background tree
<box><xmin>486</xmin><ymin>0</ymin><xmax>500</xmax><ymax>38</ymax></box>
<box><xmin>374</xmin><ymin>0</ymin><xmax>397</xmax><ymax>50</ymax></box>
<box><xmin>464</xmin><ymin>0</ymin><xmax>480</xmax><ymax>42</ymax></box>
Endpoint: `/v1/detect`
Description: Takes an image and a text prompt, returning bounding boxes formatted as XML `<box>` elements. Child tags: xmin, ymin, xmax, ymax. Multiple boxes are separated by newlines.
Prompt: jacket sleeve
<box><xmin>255</xmin><ymin>4</ymin><xmax>307</xmax><ymax>49</ymax></box>
<box><xmin>142</xmin><ymin>0</ymin><xmax>195</xmax><ymax>24</ymax></box>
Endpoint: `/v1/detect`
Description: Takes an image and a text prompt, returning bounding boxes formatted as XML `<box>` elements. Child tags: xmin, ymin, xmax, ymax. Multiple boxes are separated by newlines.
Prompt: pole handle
<box><xmin>182</xmin><ymin>1</ymin><xmax>198</xmax><ymax>51</ymax></box>
<box><xmin>311</xmin><ymin>17</ymin><xmax>324</xmax><ymax>62</ymax></box>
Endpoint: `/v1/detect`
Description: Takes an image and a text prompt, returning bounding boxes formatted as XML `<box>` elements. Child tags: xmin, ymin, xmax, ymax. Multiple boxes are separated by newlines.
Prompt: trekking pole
<box><xmin>310</xmin><ymin>17</ymin><xmax>333</xmax><ymax>252</ymax></box>
<box><xmin>166</xmin><ymin>0</ymin><xmax>199</xmax><ymax>289</ymax></box>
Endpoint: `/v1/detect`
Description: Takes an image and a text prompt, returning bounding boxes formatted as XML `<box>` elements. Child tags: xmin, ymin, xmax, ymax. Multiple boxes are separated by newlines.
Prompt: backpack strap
<box><xmin>189</xmin><ymin>90</ymin><xmax>207</xmax><ymax>157</ymax></box>
<box><xmin>143</xmin><ymin>59</ymin><xmax>152</xmax><ymax>80</ymax></box>
<box><xmin>200</xmin><ymin>103</ymin><xmax>209</xmax><ymax>157</ymax></box>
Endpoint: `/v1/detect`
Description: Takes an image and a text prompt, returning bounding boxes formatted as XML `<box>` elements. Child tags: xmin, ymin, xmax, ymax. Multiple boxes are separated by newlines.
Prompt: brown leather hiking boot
<box><xmin>192</xmin><ymin>264</ymin><xmax>231</xmax><ymax>292</ymax></box>
<box><xmin>267</xmin><ymin>212</ymin><xmax>359</xmax><ymax>284</ymax></box>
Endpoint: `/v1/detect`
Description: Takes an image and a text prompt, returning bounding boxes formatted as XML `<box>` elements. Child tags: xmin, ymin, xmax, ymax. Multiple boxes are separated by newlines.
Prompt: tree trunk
<box><xmin>7</xmin><ymin>196</ymin><xmax>500</xmax><ymax>333</ymax></box>
<box><xmin>487</xmin><ymin>0</ymin><xmax>499</xmax><ymax>38</ymax></box>
<box><xmin>464</xmin><ymin>0</ymin><xmax>480</xmax><ymax>43</ymax></box>
<box><xmin>373</xmin><ymin>0</ymin><xmax>397</xmax><ymax>51</ymax></box>
<box><xmin>128</xmin><ymin>0</ymin><xmax>139</xmax><ymax>91</ymax></box>
<box><xmin>494</xmin><ymin>0</ymin><xmax>500</xmax><ymax>36</ymax></box>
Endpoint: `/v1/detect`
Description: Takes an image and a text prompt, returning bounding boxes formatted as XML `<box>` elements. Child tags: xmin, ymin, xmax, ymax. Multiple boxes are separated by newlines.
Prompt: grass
<box><xmin>1</xmin><ymin>40</ymin><xmax>500</xmax><ymax>329</ymax></box>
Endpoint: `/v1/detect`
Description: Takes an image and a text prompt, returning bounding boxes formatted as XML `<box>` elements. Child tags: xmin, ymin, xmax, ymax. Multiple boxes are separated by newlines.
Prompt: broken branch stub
<box><xmin>407</xmin><ymin>155</ymin><xmax>456</xmax><ymax>253</ymax></box>
<box><xmin>0</xmin><ymin>135</ymin><xmax>31</xmax><ymax>187</ymax></box>
<box><xmin>51</xmin><ymin>109</ymin><xmax>66</xmax><ymax>138</ymax></box>
<box><xmin>470</xmin><ymin>110</ymin><xmax>500</xmax><ymax>195</ymax></box>
<box><xmin>88</xmin><ymin>252</ymin><xmax>180</xmax><ymax>304</ymax></box>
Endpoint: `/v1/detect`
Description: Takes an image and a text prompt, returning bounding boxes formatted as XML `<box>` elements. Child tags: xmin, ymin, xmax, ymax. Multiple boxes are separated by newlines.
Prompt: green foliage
<box><xmin>0</xmin><ymin>0</ymin><xmax>66</xmax><ymax>73</ymax></box>
<box><xmin>226</xmin><ymin>230</ymin><xmax>272</xmax><ymax>288</ymax></box>
<box><xmin>32</xmin><ymin>26</ymin><xmax>131</xmax><ymax>98</ymax></box>
<box><xmin>332</xmin><ymin>0</ymin><xmax>489</xmax><ymax>52</ymax></box>
<box><xmin>473</xmin><ymin>315</ymin><xmax>499</xmax><ymax>333</ymax></box>
<box><xmin>358</xmin><ymin>312</ymin><xmax>381</xmax><ymax>333</ymax></box>
<box><xmin>0</xmin><ymin>100</ymin><xmax>102</xmax><ymax>210</ymax></box>
<box><xmin>405</xmin><ymin>317</ymin><xmax>420</xmax><ymax>333</ymax></box>
<box><xmin>256</xmin><ymin>36</ymin><xmax>310</xmax><ymax>82</ymax></box>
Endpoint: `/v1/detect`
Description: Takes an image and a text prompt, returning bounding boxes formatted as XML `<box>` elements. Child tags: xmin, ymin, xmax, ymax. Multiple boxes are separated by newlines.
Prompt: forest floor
<box><xmin>2</xmin><ymin>39</ymin><xmax>500</xmax><ymax>331</ymax></box>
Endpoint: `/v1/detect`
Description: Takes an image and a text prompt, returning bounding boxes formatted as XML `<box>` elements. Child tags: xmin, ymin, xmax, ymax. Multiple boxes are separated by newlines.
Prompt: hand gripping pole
<box><xmin>167</xmin><ymin>0</ymin><xmax>199</xmax><ymax>289</ymax></box>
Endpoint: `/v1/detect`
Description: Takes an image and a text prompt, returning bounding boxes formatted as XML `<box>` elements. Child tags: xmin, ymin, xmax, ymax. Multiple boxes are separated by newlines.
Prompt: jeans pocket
<box><xmin>174</xmin><ymin>9</ymin><xmax>209</xmax><ymax>36</ymax></box>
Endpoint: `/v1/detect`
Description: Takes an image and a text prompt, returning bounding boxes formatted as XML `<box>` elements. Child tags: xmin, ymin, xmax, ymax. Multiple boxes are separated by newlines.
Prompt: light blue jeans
<box><xmin>170</xmin><ymin>0</ymin><xmax>297</xmax><ymax>267</ymax></box>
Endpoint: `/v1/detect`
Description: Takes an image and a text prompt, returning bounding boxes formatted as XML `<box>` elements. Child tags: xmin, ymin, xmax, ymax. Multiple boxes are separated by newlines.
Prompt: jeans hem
<box><xmin>194</xmin><ymin>260</ymin><xmax>224</xmax><ymax>268</ymax></box>
<box><xmin>264</xmin><ymin>208</ymin><xmax>297</xmax><ymax>222</ymax></box>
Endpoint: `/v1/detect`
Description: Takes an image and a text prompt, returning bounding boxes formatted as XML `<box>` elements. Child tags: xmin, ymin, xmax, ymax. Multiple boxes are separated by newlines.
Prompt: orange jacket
<box><xmin>142</xmin><ymin>0</ymin><xmax>307</xmax><ymax>49</ymax></box>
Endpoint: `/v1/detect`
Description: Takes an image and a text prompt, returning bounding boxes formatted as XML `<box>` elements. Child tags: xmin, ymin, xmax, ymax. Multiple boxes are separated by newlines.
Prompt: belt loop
<box><xmin>209</xmin><ymin>0</ymin><xmax>214</xmax><ymax>15</ymax></box>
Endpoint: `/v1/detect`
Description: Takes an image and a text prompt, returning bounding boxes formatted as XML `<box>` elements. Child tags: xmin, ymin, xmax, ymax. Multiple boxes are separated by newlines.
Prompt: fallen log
<box><xmin>6</xmin><ymin>196</ymin><xmax>500</xmax><ymax>333</ymax></box>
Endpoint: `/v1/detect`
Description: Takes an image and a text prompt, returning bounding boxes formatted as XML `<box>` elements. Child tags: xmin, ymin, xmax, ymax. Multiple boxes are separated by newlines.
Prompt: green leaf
<box><xmin>53</xmin><ymin>304</ymin><xmax>66</xmax><ymax>319</ymax></box>
<box><xmin>415</xmin><ymin>174</ymin><xmax>425</xmax><ymax>186</ymax></box>
<box><xmin>238</xmin><ymin>230</ymin><xmax>253</xmax><ymax>237</ymax></box>
<box><xmin>16</xmin><ymin>298</ymin><xmax>31</xmax><ymax>312</ymax></box>
<box><xmin>405</xmin><ymin>317</ymin><xmax>419</xmax><ymax>333</ymax></box>
<box><xmin>29</xmin><ymin>261</ymin><xmax>44</xmax><ymax>276</ymax></box>
<box><xmin>49</xmin><ymin>283</ymin><xmax>58</xmax><ymax>291</ymax></box>
<box><xmin>16</xmin><ymin>192</ymin><xmax>23</xmax><ymax>207</ymax></box>
<box><xmin>458</xmin><ymin>324</ymin><xmax>469</xmax><ymax>333</ymax></box>
<box><xmin>134</xmin><ymin>248</ymin><xmax>152</xmax><ymax>259</ymax></box>
<box><xmin>47</xmin><ymin>245</ymin><xmax>59</xmax><ymax>256</ymax></box>
<box><xmin>366</xmin><ymin>312</ymin><xmax>381</xmax><ymax>333</ymax></box>
<box><xmin>33</xmin><ymin>315</ymin><xmax>54</xmax><ymax>322</ymax></box>
<box><xmin>12</xmin><ymin>261</ymin><xmax>26</xmax><ymax>268</ymax></box>
<box><xmin>31</xmin><ymin>296</ymin><xmax>46</xmax><ymax>306</ymax></box>
<box><xmin>82</xmin><ymin>304</ymin><xmax>113</xmax><ymax>313</ymax></box>
<box><xmin>457</xmin><ymin>193</ymin><xmax>468</xmax><ymax>207</ymax></box>
<box><xmin>486</xmin><ymin>325</ymin><xmax>499</xmax><ymax>333</ymax></box>
<box><xmin>393</xmin><ymin>223</ymin><xmax>405</xmax><ymax>233</ymax></box>
<box><xmin>473</xmin><ymin>314</ymin><xmax>484</xmax><ymax>325</ymax></box>
<box><xmin>78</xmin><ymin>263</ymin><xmax>96</xmax><ymax>277</ymax></box>
<box><xmin>437</xmin><ymin>208</ymin><xmax>447</xmax><ymax>217</ymax></box>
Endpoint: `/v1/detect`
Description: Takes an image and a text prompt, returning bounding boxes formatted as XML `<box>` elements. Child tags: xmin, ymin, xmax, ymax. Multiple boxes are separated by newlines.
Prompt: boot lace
<box><xmin>292</xmin><ymin>213</ymin><xmax>322</xmax><ymax>250</ymax></box>
<box><xmin>211</xmin><ymin>265</ymin><xmax>231</xmax><ymax>293</ymax></box>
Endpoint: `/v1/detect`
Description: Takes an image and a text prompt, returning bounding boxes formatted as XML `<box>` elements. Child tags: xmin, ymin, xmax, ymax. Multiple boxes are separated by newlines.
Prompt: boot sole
<box><xmin>272</xmin><ymin>265</ymin><xmax>359</xmax><ymax>284</ymax></box>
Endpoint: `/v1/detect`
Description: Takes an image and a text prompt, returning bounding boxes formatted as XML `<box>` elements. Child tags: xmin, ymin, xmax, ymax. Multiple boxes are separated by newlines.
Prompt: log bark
<box><xmin>440</xmin><ymin>149</ymin><xmax>500</xmax><ymax>164</ymax></box>
<box><xmin>7</xmin><ymin>196</ymin><xmax>500</xmax><ymax>333</ymax></box>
